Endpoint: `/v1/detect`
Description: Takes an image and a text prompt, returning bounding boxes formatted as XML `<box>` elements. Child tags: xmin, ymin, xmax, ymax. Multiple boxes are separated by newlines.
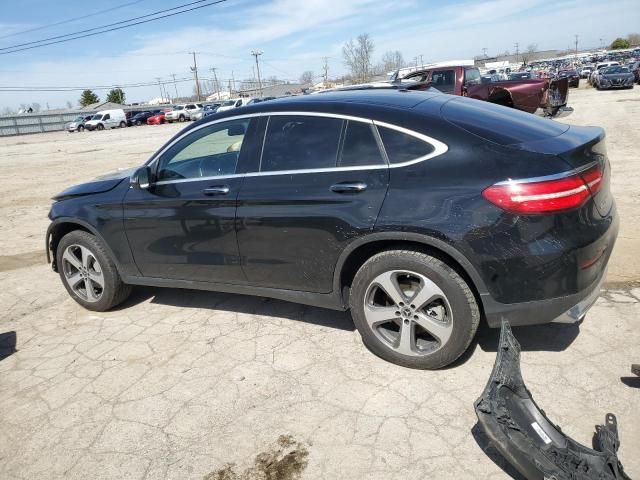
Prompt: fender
<box><xmin>46</xmin><ymin>217</ymin><xmax>140</xmax><ymax>277</ymax></box>
<box><xmin>332</xmin><ymin>231</ymin><xmax>489</xmax><ymax>297</ymax></box>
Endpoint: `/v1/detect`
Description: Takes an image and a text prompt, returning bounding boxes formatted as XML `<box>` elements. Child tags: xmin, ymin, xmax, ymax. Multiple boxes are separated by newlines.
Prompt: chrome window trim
<box><xmin>147</xmin><ymin>110</ymin><xmax>448</xmax><ymax>185</ymax></box>
<box><xmin>494</xmin><ymin>160</ymin><xmax>599</xmax><ymax>186</ymax></box>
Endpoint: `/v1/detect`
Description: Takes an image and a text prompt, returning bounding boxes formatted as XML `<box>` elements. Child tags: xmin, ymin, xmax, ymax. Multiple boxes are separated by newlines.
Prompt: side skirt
<box><xmin>122</xmin><ymin>275</ymin><xmax>348</xmax><ymax>311</ymax></box>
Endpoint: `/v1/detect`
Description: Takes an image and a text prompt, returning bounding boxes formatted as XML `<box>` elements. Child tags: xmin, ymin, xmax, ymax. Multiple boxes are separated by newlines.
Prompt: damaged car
<box><xmin>475</xmin><ymin>321</ymin><xmax>630</xmax><ymax>479</ymax></box>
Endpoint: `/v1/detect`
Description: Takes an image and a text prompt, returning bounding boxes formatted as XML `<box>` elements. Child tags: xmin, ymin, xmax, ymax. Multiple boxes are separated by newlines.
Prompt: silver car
<box><xmin>66</xmin><ymin>115</ymin><xmax>92</xmax><ymax>132</ymax></box>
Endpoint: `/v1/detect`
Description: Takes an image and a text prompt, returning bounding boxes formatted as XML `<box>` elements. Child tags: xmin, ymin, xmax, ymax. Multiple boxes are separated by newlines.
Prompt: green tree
<box><xmin>610</xmin><ymin>38</ymin><xmax>630</xmax><ymax>50</ymax></box>
<box><xmin>106</xmin><ymin>87</ymin><xmax>125</xmax><ymax>104</ymax></box>
<box><xmin>79</xmin><ymin>89</ymin><xmax>99</xmax><ymax>107</ymax></box>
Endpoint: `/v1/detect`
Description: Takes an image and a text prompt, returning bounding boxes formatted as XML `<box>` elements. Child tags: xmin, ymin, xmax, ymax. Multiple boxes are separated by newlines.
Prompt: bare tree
<box><xmin>31</xmin><ymin>102</ymin><xmax>41</xmax><ymax>113</ymax></box>
<box><xmin>66</xmin><ymin>101</ymin><xmax>73</xmax><ymax>110</ymax></box>
<box><xmin>378</xmin><ymin>50</ymin><xmax>405</xmax><ymax>75</ymax></box>
<box><xmin>299</xmin><ymin>70</ymin><xmax>314</xmax><ymax>85</ymax></box>
<box><xmin>626</xmin><ymin>33</ymin><xmax>640</xmax><ymax>46</ymax></box>
<box><xmin>521</xmin><ymin>44</ymin><xmax>538</xmax><ymax>65</ymax></box>
<box><xmin>342</xmin><ymin>33</ymin><xmax>375</xmax><ymax>83</ymax></box>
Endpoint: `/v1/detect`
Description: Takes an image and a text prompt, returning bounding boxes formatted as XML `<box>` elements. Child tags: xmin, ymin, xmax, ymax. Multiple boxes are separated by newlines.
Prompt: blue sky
<box><xmin>0</xmin><ymin>0</ymin><xmax>638</xmax><ymax>109</ymax></box>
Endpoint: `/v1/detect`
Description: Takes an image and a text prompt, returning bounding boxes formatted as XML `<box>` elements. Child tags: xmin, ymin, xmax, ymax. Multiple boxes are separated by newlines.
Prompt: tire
<box><xmin>56</xmin><ymin>230</ymin><xmax>132</xmax><ymax>312</ymax></box>
<box><xmin>119</xmin><ymin>121</ymin><xmax>126</xmax><ymax>128</ymax></box>
<box><xmin>77</xmin><ymin>125</ymin><xmax>84</xmax><ymax>132</ymax></box>
<box><xmin>349</xmin><ymin>250</ymin><xmax>480</xmax><ymax>369</ymax></box>
<box><xmin>178</xmin><ymin>115</ymin><xmax>185</xmax><ymax>122</ymax></box>
<box><xmin>136</xmin><ymin>120</ymin><xmax>142</xmax><ymax>126</ymax></box>
<box><xmin>97</xmin><ymin>123</ymin><xmax>104</xmax><ymax>131</ymax></box>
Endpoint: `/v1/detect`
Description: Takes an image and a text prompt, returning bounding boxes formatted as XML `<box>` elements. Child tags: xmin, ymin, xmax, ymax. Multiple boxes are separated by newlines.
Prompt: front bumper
<box><xmin>475</xmin><ymin>321</ymin><xmax>630</xmax><ymax>480</ymax></box>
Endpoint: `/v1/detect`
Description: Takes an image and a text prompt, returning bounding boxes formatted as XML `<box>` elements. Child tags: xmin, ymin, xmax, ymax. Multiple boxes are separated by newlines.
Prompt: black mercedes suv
<box><xmin>46</xmin><ymin>89</ymin><xmax>617</xmax><ymax>369</ymax></box>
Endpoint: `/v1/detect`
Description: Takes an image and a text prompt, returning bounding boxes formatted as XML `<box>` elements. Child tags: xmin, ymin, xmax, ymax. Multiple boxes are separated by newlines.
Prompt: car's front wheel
<box><xmin>349</xmin><ymin>250</ymin><xmax>480</xmax><ymax>369</ymax></box>
<box><xmin>56</xmin><ymin>230</ymin><xmax>132</xmax><ymax>311</ymax></box>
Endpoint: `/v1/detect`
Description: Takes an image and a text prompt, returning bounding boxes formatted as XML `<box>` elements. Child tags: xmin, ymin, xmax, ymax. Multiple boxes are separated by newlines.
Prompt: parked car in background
<box><xmin>65</xmin><ymin>115</ymin><xmax>93</xmax><ymax>133</ymax></box>
<box><xmin>45</xmin><ymin>89</ymin><xmax>617</xmax><ymax>369</ymax></box>
<box><xmin>630</xmin><ymin>61</ymin><xmax>640</xmax><ymax>84</ymax></box>
<box><xmin>595</xmin><ymin>66</ymin><xmax>635</xmax><ymax>90</ymax></box>
<box><xmin>217</xmin><ymin>98</ymin><xmax>253</xmax><ymax>112</ymax></box>
<box><xmin>165</xmin><ymin>104</ymin><xmax>203</xmax><ymax>123</ymax></box>
<box><xmin>579</xmin><ymin>66</ymin><xmax>593</xmax><ymax>78</ymax></box>
<box><xmin>400</xmin><ymin>64</ymin><xmax>569</xmax><ymax>116</ymax></box>
<box><xmin>190</xmin><ymin>103</ymin><xmax>220</xmax><ymax>121</ymax></box>
<box><xmin>589</xmin><ymin>62</ymin><xmax>620</xmax><ymax>85</ymax></box>
<box><xmin>557</xmin><ymin>69</ymin><xmax>580</xmax><ymax>88</ymax></box>
<box><xmin>146</xmin><ymin>111</ymin><xmax>167</xmax><ymax>125</ymax></box>
<box><xmin>127</xmin><ymin>111</ymin><xmax>158</xmax><ymax>126</ymax></box>
<box><xmin>84</xmin><ymin>109</ymin><xmax>127</xmax><ymax>131</ymax></box>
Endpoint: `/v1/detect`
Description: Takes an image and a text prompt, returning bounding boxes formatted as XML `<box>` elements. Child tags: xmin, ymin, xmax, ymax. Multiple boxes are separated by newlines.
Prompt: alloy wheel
<box><xmin>363</xmin><ymin>270</ymin><xmax>453</xmax><ymax>356</ymax></box>
<box><xmin>61</xmin><ymin>244</ymin><xmax>104</xmax><ymax>302</ymax></box>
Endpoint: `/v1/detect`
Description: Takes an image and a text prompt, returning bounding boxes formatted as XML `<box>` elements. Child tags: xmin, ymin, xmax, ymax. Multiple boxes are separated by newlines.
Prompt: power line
<box><xmin>0</xmin><ymin>0</ymin><xmax>228</xmax><ymax>55</ymax></box>
<box><xmin>0</xmin><ymin>0</ymin><xmax>148</xmax><ymax>41</ymax></box>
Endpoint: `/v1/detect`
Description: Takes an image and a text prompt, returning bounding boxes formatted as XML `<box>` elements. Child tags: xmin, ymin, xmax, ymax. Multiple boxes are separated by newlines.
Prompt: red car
<box><xmin>147</xmin><ymin>111</ymin><xmax>166</xmax><ymax>125</ymax></box>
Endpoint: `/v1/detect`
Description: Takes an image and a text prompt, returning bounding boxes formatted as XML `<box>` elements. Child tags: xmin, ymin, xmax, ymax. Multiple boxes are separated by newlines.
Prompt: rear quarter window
<box><xmin>441</xmin><ymin>98</ymin><xmax>569</xmax><ymax>145</ymax></box>
<box><xmin>377</xmin><ymin>126</ymin><xmax>435</xmax><ymax>164</ymax></box>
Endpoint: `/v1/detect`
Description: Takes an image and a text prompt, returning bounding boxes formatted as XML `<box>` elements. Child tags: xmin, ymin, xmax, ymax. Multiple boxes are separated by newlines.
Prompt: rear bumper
<box><xmin>482</xmin><ymin>210</ymin><xmax>618</xmax><ymax>328</ymax></box>
<box><xmin>482</xmin><ymin>265</ymin><xmax>607</xmax><ymax>327</ymax></box>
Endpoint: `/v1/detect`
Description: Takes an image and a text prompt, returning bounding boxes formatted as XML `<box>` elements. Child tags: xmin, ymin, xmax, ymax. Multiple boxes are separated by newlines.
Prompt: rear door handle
<box><xmin>202</xmin><ymin>185</ymin><xmax>230</xmax><ymax>196</ymax></box>
<box><xmin>330</xmin><ymin>182</ymin><xmax>367</xmax><ymax>193</ymax></box>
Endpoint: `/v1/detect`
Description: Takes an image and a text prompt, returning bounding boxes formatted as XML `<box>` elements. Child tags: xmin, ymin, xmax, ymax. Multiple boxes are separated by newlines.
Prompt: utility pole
<box><xmin>155</xmin><ymin>77</ymin><xmax>164</xmax><ymax>102</ymax></box>
<box><xmin>171</xmin><ymin>73</ymin><xmax>179</xmax><ymax>100</ymax></box>
<box><xmin>189</xmin><ymin>51</ymin><xmax>201</xmax><ymax>101</ymax></box>
<box><xmin>210</xmin><ymin>67</ymin><xmax>220</xmax><ymax>100</ymax></box>
<box><xmin>322</xmin><ymin>57</ymin><xmax>329</xmax><ymax>86</ymax></box>
<box><xmin>419</xmin><ymin>54</ymin><xmax>424</xmax><ymax>67</ymax></box>
<box><xmin>482</xmin><ymin>47</ymin><xmax>488</xmax><ymax>57</ymax></box>
<box><xmin>251</xmin><ymin>50</ymin><xmax>263</xmax><ymax>97</ymax></box>
<box><xmin>514</xmin><ymin>42</ymin><xmax>519</xmax><ymax>62</ymax></box>
<box><xmin>574</xmin><ymin>34</ymin><xmax>579</xmax><ymax>59</ymax></box>
<box><xmin>231</xmin><ymin>70</ymin><xmax>236</xmax><ymax>93</ymax></box>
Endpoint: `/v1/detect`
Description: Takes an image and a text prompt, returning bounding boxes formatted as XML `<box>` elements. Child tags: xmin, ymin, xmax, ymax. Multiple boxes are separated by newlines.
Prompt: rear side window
<box><xmin>431</xmin><ymin>69</ymin><xmax>455</xmax><ymax>94</ymax></box>
<box><xmin>377</xmin><ymin>126</ymin><xmax>434</xmax><ymax>164</ymax></box>
<box><xmin>338</xmin><ymin>121</ymin><xmax>385</xmax><ymax>167</ymax></box>
<box><xmin>442</xmin><ymin>98</ymin><xmax>569</xmax><ymax>145</ymax></box>
<box><xmin>261</xmin><ymin>115</ymin><xmax>342</xmax><ymax>171</ymax></box>
<box><xmin>464</xmin><ymin>68</ymin><xmax>481</xmax><ymax>86</ymax></box>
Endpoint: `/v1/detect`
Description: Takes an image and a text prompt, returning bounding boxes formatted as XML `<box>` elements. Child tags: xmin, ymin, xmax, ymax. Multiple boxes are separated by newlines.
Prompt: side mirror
<box><xmin>130</xmin><ymin>166</ymin><xmax>151</xmax><ymax>189</ymax></box>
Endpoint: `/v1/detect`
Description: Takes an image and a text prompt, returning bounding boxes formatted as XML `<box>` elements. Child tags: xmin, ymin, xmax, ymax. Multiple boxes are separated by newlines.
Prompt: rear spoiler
<box><xmin>475</xmin><ymin>321</ymin><xmax>630</xmax><ymax>479</ymax></box>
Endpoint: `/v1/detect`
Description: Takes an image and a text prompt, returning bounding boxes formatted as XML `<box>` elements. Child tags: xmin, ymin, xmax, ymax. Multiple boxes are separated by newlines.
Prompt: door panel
<box><xmin>236</xmin><ymin>169</ymin><xmax>388</xmax><ymax>292</ymax></box>
<box><xmin>123</xmin><ymin>177</ymin><xmax>245</xmax><ymax>282</ymax></box>
<box><xmin>123</xmin><ymin>118</ymin><xmax>255</xmax><ymax>283</ymax></box>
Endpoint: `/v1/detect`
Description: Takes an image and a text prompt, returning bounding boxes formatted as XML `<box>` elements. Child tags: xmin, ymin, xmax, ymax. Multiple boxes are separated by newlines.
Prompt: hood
<box><xmin>52</xmin><ymin>167</ymin><xmax>135</xmax><ymax>201</ymax></box>
<box><xmin>601</xmin><ymin>72</ymin><xmax>633</xmax><ymax>79</ymax></box>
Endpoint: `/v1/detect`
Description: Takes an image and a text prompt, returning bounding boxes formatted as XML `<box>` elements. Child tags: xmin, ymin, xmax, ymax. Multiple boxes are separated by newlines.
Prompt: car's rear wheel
<box><xmin>78</xmin><ymin>125</ymin><xmax>84</xmax><ymax>132</ymax></box>
<box><xmin>119</xmin><ymin>121</ymin><xmax>126</xmax><ymax>128</ymax></box>
<box><xmin>136</xmin><ymin>120</ymin><xmax>142</xmax><ymax>126</ymax></box>
<box><xmin>57</xmin><ymin>230</ymin><xmax>132</xmax><ymax>311</ymax></box>
<box><xmin>349</xmin><ymin>250</ymin><xmax>479</xmax><ymax>369</ymax></box>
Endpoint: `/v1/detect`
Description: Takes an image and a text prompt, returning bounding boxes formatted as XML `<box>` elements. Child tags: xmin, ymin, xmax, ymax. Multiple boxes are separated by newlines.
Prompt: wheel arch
<box><xmin>46</xmin><ymin>218</ymin><xmax>121</xmax><ymax>274</ymax></box>
<box><xmin>334</xmin><ymin>233</ymin><xmax>488</xmax><ymax>309</ymax></box>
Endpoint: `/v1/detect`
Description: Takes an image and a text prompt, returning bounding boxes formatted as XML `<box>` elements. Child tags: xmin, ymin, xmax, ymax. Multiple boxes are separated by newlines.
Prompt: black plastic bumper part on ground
<box><xmin>474</xmin><ymin>321</ymin><xmax>630</xmax><ymax>480</ymax></box>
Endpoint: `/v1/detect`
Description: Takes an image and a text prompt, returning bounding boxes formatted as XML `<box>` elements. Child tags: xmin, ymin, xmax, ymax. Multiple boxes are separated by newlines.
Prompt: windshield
<box><xmin>73</xmin><ymin>116</ymin><xmax>84</xmax><ymax>121</ymax></box>
<box><xmin>221</xmin><ymin>100</ymin><xmax>236</xmax><ymax>106</ymax></box>
<box><xmin>603</xmin><ymin>66</ymin><xmax>629</xmax><ymax>74</ymax></box>
<box><xmin>174</xmin><ymin>105</ymin><xmax>184</xmax><ymax>110</ymax></box>
<box><xmin>91</xmin><ymin>114</ymin><xmax>103</xmax><ymax>120</ymax></box>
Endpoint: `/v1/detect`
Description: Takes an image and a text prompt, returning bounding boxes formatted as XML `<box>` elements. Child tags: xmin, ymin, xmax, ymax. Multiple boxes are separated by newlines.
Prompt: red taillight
<box><xmin>482</xmin><ymin>164</ymin><xmax>603</xmax><ymax>214</ymax></box>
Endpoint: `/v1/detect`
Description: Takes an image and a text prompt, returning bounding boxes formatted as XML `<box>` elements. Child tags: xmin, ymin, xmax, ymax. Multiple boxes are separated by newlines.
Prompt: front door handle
<box><xmin>202</xmin><ymin>185</ymin><xmax>230</xmax><ymax>196</ymax></box>
<box><xmin>330</xmin><ymin>182</ymin><xmax>367</xmax><ymax>193</ymax></box>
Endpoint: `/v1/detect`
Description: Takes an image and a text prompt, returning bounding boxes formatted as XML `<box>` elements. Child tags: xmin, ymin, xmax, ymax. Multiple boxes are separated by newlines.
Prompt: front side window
<box><xmin>260</xmin><ymin>115</ymin><xmax>342</xmax><ymax>172</ymax></box>
<box><xmin>157</xmin><ymin>119</ymin><xmax>249</xmax><ymax>181</ymax></box>
<box><xmin>338</xmin><ymin>121</ymin><xmax>385</xmax><ymax>167</ymax></box>
<box><xmin>431</xmin><ymin>69</ymin><xmax>455</xmax><ymax>93</ymax></box>
<box><xmin>378</xmin><ymin>126</ymin><xmax>435</xmax><ymax>164</ymax></box>
<box><xmin>103</xmin><ymin>114</ymin><xmax>110</xmax><ymax>120</ymax></box>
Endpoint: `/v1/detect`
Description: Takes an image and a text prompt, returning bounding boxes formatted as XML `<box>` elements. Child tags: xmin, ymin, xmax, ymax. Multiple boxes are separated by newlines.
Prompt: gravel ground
<box><xmin>1</xmin><ymin>85</ymin><xmax>639</xmax><ymax>480</ymax></box>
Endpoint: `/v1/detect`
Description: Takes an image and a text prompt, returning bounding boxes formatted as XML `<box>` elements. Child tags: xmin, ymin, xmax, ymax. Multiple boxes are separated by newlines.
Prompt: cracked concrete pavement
<box><xmin>1</xmin><ymin>85</ymin><xmax>639</xmax><ymax>479</ymax></box>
